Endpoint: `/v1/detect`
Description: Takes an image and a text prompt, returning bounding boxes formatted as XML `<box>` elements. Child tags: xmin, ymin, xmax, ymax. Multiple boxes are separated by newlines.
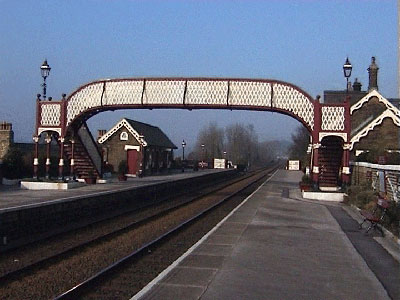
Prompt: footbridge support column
<box><xmin>45</xmin><ymin>133</ymin><xmax>52</xmax><ymax>179</ymax></box>
<box><xmin>58</xmin><ymin>137</ymin><xmax>65</xmax><ymax>179</ymax></box>
<box><xmin>311</xmin><ymin>96</ymin><xmax>321</xmax><ymax>190</ymax></box>
<box><xmin>311</xmin><ymin>143</ymin><xmax>320</xmax><ymax>190</ymax></box>
<box><xmin>33</xmin><ymin>136</ymin><xmax>39</xmax><ymax>179</ymax></box>
<box><xmin>341</xmin><ymin>144</ymin><xmax>351</xmax><ymax>189</ymax></box>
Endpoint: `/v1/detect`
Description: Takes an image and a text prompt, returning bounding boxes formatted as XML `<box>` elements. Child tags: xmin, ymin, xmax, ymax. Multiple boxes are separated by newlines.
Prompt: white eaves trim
<box><xmin>350</xmin><ymin>90</ymin><xmax>400</xmax><ymax>116</ymax></box>
<box><xmin>97</xmin><ymin>118</ymin><xmax>147</xmax><ymax>147</ymax></box>
<box><xmin>350</xmin><ymin>110</ymin><xmax>400</xmax><ymax>150</ymax></box>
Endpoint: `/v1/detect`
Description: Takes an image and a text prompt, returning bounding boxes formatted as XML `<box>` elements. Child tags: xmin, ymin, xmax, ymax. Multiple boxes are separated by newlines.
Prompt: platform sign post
<box><xmin>214</xmin><ymin>158</ymin><xmax>226</xmax><ymax>169</ymax></box>
<box><xmin>287</xmin><ymin>160</ymin><xmax>301</xmax><ymax>171</ymax></box>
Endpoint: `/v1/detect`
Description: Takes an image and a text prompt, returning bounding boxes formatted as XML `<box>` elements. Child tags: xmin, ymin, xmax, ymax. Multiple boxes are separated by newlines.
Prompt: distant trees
<box><xmin>1</xmin><ymin>146</ymin><xmax>30</xmax><ymax>179</ymax></box>
<box><xmin>189</xmin><ymin>122</ymin><xmax>286</xmax><ymax>168</ymax></box>
<box><xmin>225</xmin><ymin>123</ymin><xmax>258</xmax><ymax>166</ymax></box>
<box><xmin>192</xmin><ymin>122</ymin><xmax>225</xmax><ymax>161</ymax></box>
<box><xmin>288</xmin><ymin>125</ymin><xmax>311</xmax><ymax>168</ymax></box>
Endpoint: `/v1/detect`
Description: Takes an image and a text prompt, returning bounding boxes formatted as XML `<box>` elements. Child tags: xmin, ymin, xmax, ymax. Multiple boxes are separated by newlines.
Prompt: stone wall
<box><xmin>100</xmin><ymin>127</ymin><xmax>140</xmax><ymax>172</ymax></box>
<box><xmin>0</xmin><ymin>169</ymin><xmax>237</xmax><ymax>251</ymax></box>
<box><xmin>0</xmin><ymin>122</ymin><xmax>14</xmax><ymax>161</ymax></box>
<box><xmin>351</xmin><ymin>162</ymin><xmax>400</xmax><ymax>202</ymax></box>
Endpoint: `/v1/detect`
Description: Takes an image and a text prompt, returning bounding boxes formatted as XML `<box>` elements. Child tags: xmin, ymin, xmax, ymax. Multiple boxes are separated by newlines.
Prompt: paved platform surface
<box><xmin>0</xmin><ymin>169</ymin><xmax>223</xmax><ymax>211</ymax></box>
<box><xmin>136</xmin><ymin>170</ymin><xmax>397</xmax><ymax>300</ymax></box>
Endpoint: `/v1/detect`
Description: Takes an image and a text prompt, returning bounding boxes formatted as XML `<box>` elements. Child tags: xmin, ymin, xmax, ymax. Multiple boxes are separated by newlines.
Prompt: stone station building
<box><xmin>324</xmin><ymin>57</ymin><xmax>400</xmax><ymax>160</ymax></box>
<box><xmin>97</xmin><ymin>118</ymin><xmax>177</xmax><ymax>177</ymax></box>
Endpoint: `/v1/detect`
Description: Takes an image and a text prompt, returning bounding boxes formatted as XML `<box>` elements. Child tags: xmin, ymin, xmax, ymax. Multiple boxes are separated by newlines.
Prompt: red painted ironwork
<box><xmin>33</xmin><ymin>77</ymin><xmax>351</xmax><ymax>188</ymax></box>
<box><xmin>58</xmin><ymin>138</ymin><xmax>64</xmax><ymax>178</ymax></box>
<box><xmin>70</xmin><ymin>139</ymin><xmax>75</xmax><ymax>177</ymax></box>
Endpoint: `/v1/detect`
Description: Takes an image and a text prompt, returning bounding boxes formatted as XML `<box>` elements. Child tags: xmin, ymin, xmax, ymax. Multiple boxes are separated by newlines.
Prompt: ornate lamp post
<box><xmin>181</xmin><ymin>140</ymin><xmax>186</xmax><ymax>172</ymax></box>
<box><xmin>40</xmin><ymin>59</ymin><xmax>51</xmax><ymax>100</ymax></box>
<box><xmin>342</xmin><ymin>57</ymin><xmax>352</xmax><ymax>191</ymax></box>
<box><xmin>343</xmin><ymin>57</ymin><xmax>352</xmax><ymax>93</ymax></box>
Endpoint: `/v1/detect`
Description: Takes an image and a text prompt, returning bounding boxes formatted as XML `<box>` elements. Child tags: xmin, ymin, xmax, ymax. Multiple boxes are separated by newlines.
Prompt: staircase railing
<box><xmin>77</xmin><ymin>122</ymin><xmax>102</xmax><ymax>176</ymax></box>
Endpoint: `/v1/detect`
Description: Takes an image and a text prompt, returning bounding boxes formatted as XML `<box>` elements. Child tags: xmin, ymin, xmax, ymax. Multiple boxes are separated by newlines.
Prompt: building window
<box><xmin>120</xmin><ymin>131</ymin><xmax>128</xmax><ymax>141</ymax></box>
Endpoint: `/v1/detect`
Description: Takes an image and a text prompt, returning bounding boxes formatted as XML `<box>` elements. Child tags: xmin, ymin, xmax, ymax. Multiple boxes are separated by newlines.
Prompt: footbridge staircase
<box><xmin>33</xmin><ymin>77</ymin><xmax>352</xmax><ymax>188</ymax></box>
<box><xmin>63</xmin><ymin>122</ymin><xmax>102</xmax><ymax>179</ymax></box>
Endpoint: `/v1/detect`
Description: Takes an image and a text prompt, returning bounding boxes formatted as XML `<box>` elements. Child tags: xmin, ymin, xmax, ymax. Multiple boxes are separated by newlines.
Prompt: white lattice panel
<box><xmin>41</xmin><ymin>104</ymin><xmax>61</xmax><ymax>126</ymax></box>
<box><xmin>67</xmin><ymin>82</ymin><xmax>103</xmax><ymax>125</ymax></box>
<box><xmin>229</xmin><ymin>81</ymin><xmax>271</xmax><ymax>106</ymax></box>
<box><xmin>273</xmin><ymin>83</ymin><xmax>314</xmax><ymax>129</ymax></box>
<box><xmin>63</xmin><ymin>78</ymin><xmax>321</xmax><ymax>130</ymax></box>
<box><xmin>143</xmin><ymin>80</ymin><xmax>185</xmax><ymax>105</ymax></box>
<box><xmin>321</xmin><ymin>106</ymin><xmax>345</xmax><ymax>131</ymax></box>
<box><xmin>103</xmin><ymin>80</ymin><xmax>143</xmax><ymax>105</ymax></box>
<box><xmin>186</xmin><ymin>81</ymin><xmax>228</xmax><ymax>105</ymax></box>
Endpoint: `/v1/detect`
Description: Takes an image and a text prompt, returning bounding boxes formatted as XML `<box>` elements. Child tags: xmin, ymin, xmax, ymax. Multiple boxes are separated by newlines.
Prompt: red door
<box><xmin>127</xmin><ymin>150</ymin><xmax>138</xmax><ymax>175</ymax></box>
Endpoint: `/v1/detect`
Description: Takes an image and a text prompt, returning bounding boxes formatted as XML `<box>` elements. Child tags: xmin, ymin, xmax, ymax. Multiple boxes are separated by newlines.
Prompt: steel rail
<box><xmin>0</xmin><ymin>167</ymin><xmax>274</xmax><ymax>283</ymax></box>
<box><xmin>53</xmin><ymin>165</ymin><xmax>278</xmax><ymax>299</ymax></box>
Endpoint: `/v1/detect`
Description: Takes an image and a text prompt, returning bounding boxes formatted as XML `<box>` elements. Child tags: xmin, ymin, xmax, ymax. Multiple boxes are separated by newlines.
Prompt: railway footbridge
<box><xmin>34</xmin><ymin>77</ymin><xmax>351</xmax><ymax>188</ymax></box>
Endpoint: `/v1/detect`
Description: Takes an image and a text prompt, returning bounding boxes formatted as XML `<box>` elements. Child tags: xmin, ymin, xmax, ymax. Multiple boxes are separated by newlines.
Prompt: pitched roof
<box><xmin>351</xmin><ymin>105</ymin><xmax>387</xmax><ymax>137</ymax></box>
<box><xmin>350</xmin><ymin>110</ymin><xmax>400</xmax><ymax>150</ymax></box>
<box><xmin>124</xmin><ymin>119</ymin><xmax>177</xmax><ymax>149</ymax></box>
<box><xmin>98</xmin><ymin>118</ymin><xmax>177</xmax><ymax>149</ymax></box>
<box><xmin>350</xmin><ymin>90</ymin><xmax>400</xmax><ymax>116</ymax></box>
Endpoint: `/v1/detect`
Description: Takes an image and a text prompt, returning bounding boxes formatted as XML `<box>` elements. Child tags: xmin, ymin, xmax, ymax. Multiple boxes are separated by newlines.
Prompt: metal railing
<box><xmin>77</xmin><ymin>122</ymin><xmax>102</xmax><ymax>176</ymax></box>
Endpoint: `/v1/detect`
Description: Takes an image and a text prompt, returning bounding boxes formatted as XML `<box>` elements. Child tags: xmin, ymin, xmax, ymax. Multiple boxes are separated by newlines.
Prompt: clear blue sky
<box><xmin>0</xmin><ymin>0</ymin><xmax>397</xmax><ymax>152</ymax></box>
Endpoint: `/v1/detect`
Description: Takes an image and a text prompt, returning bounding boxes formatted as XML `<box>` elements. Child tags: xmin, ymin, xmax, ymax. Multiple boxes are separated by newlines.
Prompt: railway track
<box><xmin>0</xmin><ymin>165</ymin><xmax>279</xmax><ymax>299</ymax></box>
<box><xmin>0</xmin><ymin>170</ymin><xmax>243</xmax><ymax>278</ymax></box>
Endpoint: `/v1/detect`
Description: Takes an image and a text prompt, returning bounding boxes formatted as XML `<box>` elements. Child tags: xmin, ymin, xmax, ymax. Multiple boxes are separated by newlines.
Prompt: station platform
<box><xmin>134</xmin><ymin>170</ymin><xmax>398</xmax><ymax>300</ymax></box>
<box><xmin>0</xmin><ymin>169</ymin><xmax>226</xmax><ymax>211</ymax></box>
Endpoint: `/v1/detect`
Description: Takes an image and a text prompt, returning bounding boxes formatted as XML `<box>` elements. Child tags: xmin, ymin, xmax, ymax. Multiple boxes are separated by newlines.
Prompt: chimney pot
<box><xmin>352</xmin><ymin>78</ymin><xmax>362</xmax><ymax>92</ymax></box>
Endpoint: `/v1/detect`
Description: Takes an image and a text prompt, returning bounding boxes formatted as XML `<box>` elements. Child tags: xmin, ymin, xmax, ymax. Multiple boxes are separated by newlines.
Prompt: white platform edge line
<box><xmin>0</xmin><ymin>170</ymin><xmax>229</xmax><ymax>213</ymax></box>
<box><xmin>131</xmin><ymin>169</ymin><xmax>278</xmax><ymax>300</ymax></box>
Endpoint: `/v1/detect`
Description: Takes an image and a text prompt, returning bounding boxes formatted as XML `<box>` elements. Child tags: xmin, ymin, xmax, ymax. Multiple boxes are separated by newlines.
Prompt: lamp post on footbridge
<box><xmin>40</xmin><ymin>59</ymin><xmax>51</xmax><ymax>100</ymax></box>
<box><xmin>343</xmin><ymin>57</ymin><xmax>352</xmax><ymax>93</ymax></box>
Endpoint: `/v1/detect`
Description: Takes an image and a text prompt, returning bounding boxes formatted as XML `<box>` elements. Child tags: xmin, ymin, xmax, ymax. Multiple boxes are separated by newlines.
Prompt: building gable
<box><xmin>351</xmin><ymin>90</ymin><xmax>400</xmax><ymax>117</ymax></box>
<box><xmin>124</xmin><ymin>119</ymin><xmax>177</xmax><ymax>149</ymax></box>
<box><xmin>98</xmin><ymin>119</ymin><xmax>147</xmax><ymax>147</ymax></box>
<box><xmin>351</xmin><ymin>97</ymin><xmax>387</xmax><ymax>135</ymax></box>
<box><xmin>350</xmin><ymin>110</ymin><xmax>400</xmax><ymax>150</ymax></box>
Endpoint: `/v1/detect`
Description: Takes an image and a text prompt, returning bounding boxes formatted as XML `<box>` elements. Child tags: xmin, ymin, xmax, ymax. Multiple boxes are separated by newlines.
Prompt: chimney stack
<box><xmin>368</xmin><ymin>56</ymin><xmax>379</xmax><ymax>91</ymax></box>
<box><xmin>347</xmin><ymin>80</ymin><xmax>353</xmax><ymax>92</ymax></box>
<box><xmin>352</xmin><ymin>78</ymin><xmax>362</xmax><ymax>92</ymax></box>
<box><xmin>97</xmin><ymin>129</ymin><xmax>106</xmax><ymax>141</ymax></box>
<box><xmin>0</xmin><ymin>121</ymin><xmax>14</xmax><ymax>161</ymax></box>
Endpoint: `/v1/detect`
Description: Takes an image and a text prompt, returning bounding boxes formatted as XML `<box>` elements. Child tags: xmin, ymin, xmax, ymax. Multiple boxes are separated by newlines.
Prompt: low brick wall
<box><xmin>0</xmin><ymin>169</ymin><xmax>238</xmax><ymax>252</ymax></box>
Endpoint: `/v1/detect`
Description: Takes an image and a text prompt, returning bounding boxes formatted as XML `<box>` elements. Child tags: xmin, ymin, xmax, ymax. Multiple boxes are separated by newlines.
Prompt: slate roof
<box><xmin>351</xmin><ymin>113</ymin><xmax>377</xmax><ymax>138</ymax></box>
<box><xmin>124</xmin><ymin>118</ymin><xmax>177</xmax><ymax>149</ymax></box>
<box><xmin>323</xmin><ymin>90</ymin><xmax>367</xmax><ymax>105</ymax></box>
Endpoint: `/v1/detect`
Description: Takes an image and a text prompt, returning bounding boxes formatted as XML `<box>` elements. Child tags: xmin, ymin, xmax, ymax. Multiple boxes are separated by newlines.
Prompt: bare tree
<box><xmin>288</xmin><ymin>125</ymin><xmax>311</xmax><ymax>167</ymax></box>
<box><xmin>193</xmin><ymin>122</ymin><xmax>224</xmax><ymax>161</ymax></box>
<box><xmin>225</xmin><ymin>123</ymin><xmax>259</xmax><ymax>167</ymax></box>
<box><xmin>187</xmin><ymin>121</ymin><xmax>288</xmax><ymax>169</ymax></box>
<box><xmin>257</xmin><ymin>140</ymin><xmax>284</xmax><ymax>165</ymax></box>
